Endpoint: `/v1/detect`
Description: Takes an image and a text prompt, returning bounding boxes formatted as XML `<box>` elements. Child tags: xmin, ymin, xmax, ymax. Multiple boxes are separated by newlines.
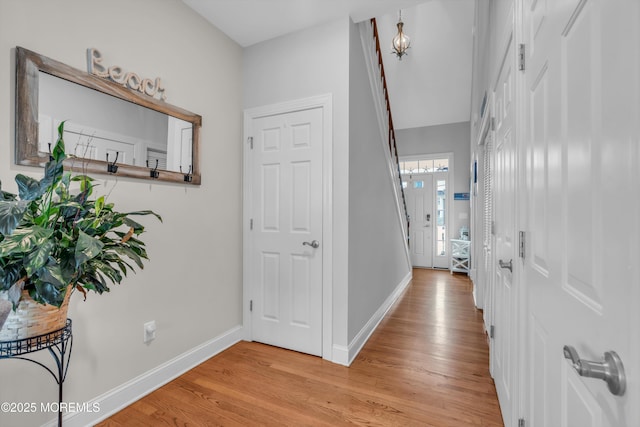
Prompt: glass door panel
<box><xmin>434</xmin><ymin>177</ymin><xmax>448</xmax><ymax>268</ymax></box>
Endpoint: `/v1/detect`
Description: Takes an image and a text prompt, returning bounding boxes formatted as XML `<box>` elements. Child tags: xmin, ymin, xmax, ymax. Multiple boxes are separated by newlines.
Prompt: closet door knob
<box><xmin>303</xmin><ymin>240</ymin><xmax>320</xmax><ymax>249</ymax></box>
<box><xmin>563</xmin><ymin>345</ymin><xmax>626</xmax><ymax>396</ymax></box>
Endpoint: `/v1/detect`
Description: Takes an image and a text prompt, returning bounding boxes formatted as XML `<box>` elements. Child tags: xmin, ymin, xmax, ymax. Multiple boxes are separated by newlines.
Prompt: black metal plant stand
<box><xmin>0</xmin><ymin>319</ymin><xmax>73</xmax><ymax>427</ymax></box>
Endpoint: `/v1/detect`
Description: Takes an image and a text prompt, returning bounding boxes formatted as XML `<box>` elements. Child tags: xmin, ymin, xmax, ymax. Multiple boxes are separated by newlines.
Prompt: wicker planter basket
<box><xmin>0</xmin><ymin>287</ymin><xmax>72</xmax><ymax>341</ymax></box>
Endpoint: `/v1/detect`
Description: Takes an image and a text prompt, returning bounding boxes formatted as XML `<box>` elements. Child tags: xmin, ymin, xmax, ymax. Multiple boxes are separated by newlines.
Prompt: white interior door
<box><xmin>249</xmin><ymin>107</ymin><xmax>323</xmax><ymax>357</ymax></box>
<box><xmin>492</xmin><ymin>23</ymin><xmax>518</xmax><ymax>427</ymax></box>
<box><xmin>522</xmin><ymin>0</ymin><xmax>639</xmax><ymax>425</ymax></box>
<box><xmin>406</xmin><ymin>174</ymin><xmax>434</xmax><ymax>268</ymax></box>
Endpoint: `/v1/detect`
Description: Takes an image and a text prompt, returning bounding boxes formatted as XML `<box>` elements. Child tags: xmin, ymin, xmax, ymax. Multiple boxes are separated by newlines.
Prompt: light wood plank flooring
<box><xmin>98</xmin><ymin>269</ymin><xmax>503</xmax><ymax>426</ymax></box>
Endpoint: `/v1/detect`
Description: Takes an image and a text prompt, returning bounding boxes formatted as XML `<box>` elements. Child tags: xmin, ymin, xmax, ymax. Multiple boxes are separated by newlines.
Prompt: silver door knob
<box><xmin>303</xmin><ymin>240</ymin><xmax>320</xmax><ymax>249</ymax></box>
<box><xmin>563</xmin><ymin>345</ymin><xmax>626</xmax><ymax>396</ymax></box>
<box><xmin>498</xmin><ymin>259</ymin><xmax>513</xmax><ymax>272</ymax></box>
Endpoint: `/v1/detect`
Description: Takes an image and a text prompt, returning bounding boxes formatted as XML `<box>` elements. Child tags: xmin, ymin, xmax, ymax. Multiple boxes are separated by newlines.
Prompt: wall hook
<box><xmin>147</xmin><ymin>159</ymin><xmax>159</xmax><ymax>179</ymax></box>
<box><xmin>181</xmin><ymin>165</ymin><xmax>193</xmax><ymax>182</ymax></box>
<box><xmin>107</xmin><ymin>152</ymin><xmax>119</xmax><ymax>173</ymax></box>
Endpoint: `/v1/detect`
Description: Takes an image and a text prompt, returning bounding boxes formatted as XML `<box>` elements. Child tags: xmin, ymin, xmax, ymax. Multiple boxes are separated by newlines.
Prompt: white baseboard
<box><xmin>345</xmin><ymin>270</ymin><xmax>412</xmax><ymax>366</ymax></box>
<box><xmin>331</xmin><ymin>344</ymin><xmax>350</xmax><ymax>366</ymax></box>
<box><xmin>46</xmin><ymin>325</ymin><xmax>243</xmax><ymax>427</ymax></box>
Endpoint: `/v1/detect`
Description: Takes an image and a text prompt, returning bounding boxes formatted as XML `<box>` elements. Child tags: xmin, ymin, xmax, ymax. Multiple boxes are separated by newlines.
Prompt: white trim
<box><xmin>331</xmin><ymin>344</ymin><xmax>349</xmax><ymax>366</ymax></box>
<box><xmin>514</xmin><ymin>0</ymin><xmax>527</xmax><ymax>422</ymax></box>
<box><xmin>47</xmin><ymin>326</ymin><xmax>244</xmax><ymax>427</ymax></box>
<box><xmin>242</xmin><ymin>94</ymin><xmax>334</xmax><ymax>361</ymax></box>
<box><xmin>345</xmin><ymin>270</ymin><xmax>412</xmax><ymax>366</ymax></box>
<box><xmin>472</xmin><ymin>103</ymin><xmax>494</xmax><ymax>308</ymax></box>
<box><xmin>475</xmin><ymin>106</ymin><xmax>492</xmax><ymax>147</ymax></box>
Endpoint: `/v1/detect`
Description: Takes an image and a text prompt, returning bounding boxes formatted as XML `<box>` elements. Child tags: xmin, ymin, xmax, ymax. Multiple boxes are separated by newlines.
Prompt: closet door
<box><xmin>521</xmin><ymin>0</ymin><xmax>640</xmax><ymax>425</ymax></box>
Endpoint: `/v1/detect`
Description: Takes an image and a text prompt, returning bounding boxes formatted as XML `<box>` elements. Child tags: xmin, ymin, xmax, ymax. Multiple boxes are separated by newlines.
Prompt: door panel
<box><xmin>523</xmin><ymin>0</ymin><xmax>639</xmax><ymax>425</ymax></box>
<box><xmin>261</xmin><ymin>252</ymin><xmax>280</xmax><ymax>319</ymax></box>
<box><xmin>251</xmin><ymin>107</ymin><xmax>323</xmax><ymax>356</ymax></box>
<box><xmin>492</xmin><ymin>27</ymin><xmax>517</xmax><ymax>427</ymax></box>
<box><xmin>529</xmin><ymin>315</ymin><xmax>548</xmax><ymax>426</ymax></box>
<box><xmin>406</xmin><ymin>174</ymin><xmax>434</xmax><ymax>268</ymax></box>
<box><xmin>563</xmin><ymin>367</ymin><xmax>602</xmax><ymax>427</ymax></box>
<box><xmin>433</xmin><ymin>176</ymin><xmax>449</xmax><ymax>269</ymax></box>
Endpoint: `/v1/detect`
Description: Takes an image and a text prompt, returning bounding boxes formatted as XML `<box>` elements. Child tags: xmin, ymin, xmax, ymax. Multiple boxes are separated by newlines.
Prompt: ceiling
<box><xmin>182</xmin><ymin>0</ymin><xmax>475</xmax><ymax>130</ymax></box>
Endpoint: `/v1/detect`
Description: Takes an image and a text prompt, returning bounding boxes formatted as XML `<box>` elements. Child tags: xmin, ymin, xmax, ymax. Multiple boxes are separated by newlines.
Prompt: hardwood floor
<box><xmin>98</xmin><ymin>269</ymin><xmax>503</xmax><ymax>426</ymax></box>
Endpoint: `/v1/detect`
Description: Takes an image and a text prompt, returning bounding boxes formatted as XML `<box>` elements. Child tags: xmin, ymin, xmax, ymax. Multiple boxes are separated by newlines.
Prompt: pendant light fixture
<box><xmin>392</xmin><ymin>9</ymin><xmax>411</xmax><ymax>60</ymax></box>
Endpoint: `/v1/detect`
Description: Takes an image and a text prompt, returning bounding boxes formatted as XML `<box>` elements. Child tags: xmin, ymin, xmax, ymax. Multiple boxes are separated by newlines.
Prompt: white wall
<box><xmin>0</xmin><ymin>1</ymin><xmax>243</xmax><ymax>425</ymax></box>
<box><xmin>347</xmin><ymin>20</ymin><xmax>411</xmax><ymax>343</ymax></box>
<box><xmin>470</xmin><ymin>0</ymin><xmax>491</xmax><ymax>140</ymax></box>
<box><xmin>243</xmin><ymin>18</ymin><xmax>352</xmax><ymax>352</ymax></box>
<box><xmin>396</xmin><ymin>121</ymin><xmax>471</xmax><ymax>240</ymax></box>
<box><xmin>375</xmin><ymin>1</ymin><xmax>476</xmax><ymax>129</ymax></box>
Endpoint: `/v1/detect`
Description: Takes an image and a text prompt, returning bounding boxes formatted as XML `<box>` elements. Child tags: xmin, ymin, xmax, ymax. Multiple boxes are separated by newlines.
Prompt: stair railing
<box><xmin>369</xmin><ymin>18</ymin><xmax>410</xmax><ymax>243</ymax></box>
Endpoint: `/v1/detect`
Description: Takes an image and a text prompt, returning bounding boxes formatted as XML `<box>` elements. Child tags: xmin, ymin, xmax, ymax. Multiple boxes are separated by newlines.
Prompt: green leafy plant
<box><xmin>0</xmin><ymin>122</ymin><xmax>161</xmax><ymax>308</ymax></box>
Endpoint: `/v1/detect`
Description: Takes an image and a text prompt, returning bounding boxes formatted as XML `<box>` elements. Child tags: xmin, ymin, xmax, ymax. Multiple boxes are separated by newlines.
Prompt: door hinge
<box><xmin>490</xmin><ymin>325</ymin><xmax>495</xmax><ymax>339</ymax></box>
<box><xmin>491</xmin><ymin>221</ymin><xmax>496</xmax><ymax>236</ymax></box>
<box><xmin>518</xmin><ymin>418</ymin><xmax>525</xmax><ymax>427</ymax></box>
<box><xmin>519</xmin><ymin>231</ymin><xmax>526</xmax><ymax>259</ymax></box>
<box><xmin>250</xmin><ymin>218</ymin><xmax>253</xmax><ymax>230</ymax></box>
<box><xmin>518</xmin><ymin>44</ymin><xmax>526</xmax><ymax>71</ymax></box>
<box><xmin>248</xmin><ymin>136</ymin><xmax>254</xmax><ymax>149</ymax></box>
<box><xmin>250</xmin><ymin>300</ymin><xmax>253</xmax><ymax>312</ymax></box>
<box><xmin>490</xmin><ymin>116</ymin><xmax>496</xmax><ymax>131</ymax></box>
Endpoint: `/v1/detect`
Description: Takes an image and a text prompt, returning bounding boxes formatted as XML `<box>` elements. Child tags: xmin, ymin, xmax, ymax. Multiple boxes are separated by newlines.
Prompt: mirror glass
<box><xmin>15</xmin><ymin>47</ymin><xmax>202</xmax><ymax>184</ymax></box>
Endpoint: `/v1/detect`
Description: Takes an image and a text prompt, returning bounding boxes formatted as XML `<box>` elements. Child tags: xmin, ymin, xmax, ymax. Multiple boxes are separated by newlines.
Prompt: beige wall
<box><xmin>0</xmin><ymin>0</ymin><xmax>243</xmax><ymax>425</ymax></box>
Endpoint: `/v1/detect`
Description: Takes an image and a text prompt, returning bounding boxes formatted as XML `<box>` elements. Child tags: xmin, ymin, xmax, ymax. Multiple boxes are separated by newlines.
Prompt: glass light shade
<box><xmin>392</xmin><ymin>21</ymin><xmax>411</xmax><ymax>59</ymax></box>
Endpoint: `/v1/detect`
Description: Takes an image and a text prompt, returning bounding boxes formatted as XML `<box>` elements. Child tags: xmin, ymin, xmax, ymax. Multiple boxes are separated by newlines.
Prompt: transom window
<box><xmin>399</xmin><ymin>158</ymin><xmax>449</xmax><ymax>174</ymax></box>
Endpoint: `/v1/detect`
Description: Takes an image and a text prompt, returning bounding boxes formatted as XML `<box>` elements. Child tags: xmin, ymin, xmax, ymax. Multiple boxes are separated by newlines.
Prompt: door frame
<box><xmin>514</xmin><ymin>0</ymin><xmax>527</xmax><ymax>422</ymax></box>
<box><xmin>399</xmin><ymin>152</ymin><xmax>454</xmax><ymax>269</ymax></box>
<box><xmin>472</xmin><ymin>98</ymin><xmax>493</xmax><ymax>312</ymax></box>
<box><xmin>487</xmin><ymin>5</ymin><xmax>524</xmax><ymax>425</ymax></box>
<box><xmin>242</xmin><ymin>94</ymin><xmax>333</xmax><ymax>360</ymax></box>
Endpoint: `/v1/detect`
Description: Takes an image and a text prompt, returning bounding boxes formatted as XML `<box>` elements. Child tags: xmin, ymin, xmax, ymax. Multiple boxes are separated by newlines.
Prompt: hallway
<box><xmin>99</xmin><ymin>269</ymin><xmax>503</xmax><ymax>426</ymax></box>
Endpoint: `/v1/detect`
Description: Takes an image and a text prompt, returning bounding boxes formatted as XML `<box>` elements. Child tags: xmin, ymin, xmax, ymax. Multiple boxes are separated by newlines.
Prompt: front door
<box><xmin>522</xmin><ymin>0</ymin><xmax>639</xmax><ymax>425</ymax></box>
<box><xmin>248</xmin><ymin>106</ymin><xmax>324</xmax><ymax>357</ymax></box>
<box><xmin>404</xmin><ymin>172</ymin><xmax>450</xmax><ymax>269</ymax></box>
<box><xmin>405</xmin><ymin>174</ymin><xmax>434</xmax><ymax>268</ymax></box>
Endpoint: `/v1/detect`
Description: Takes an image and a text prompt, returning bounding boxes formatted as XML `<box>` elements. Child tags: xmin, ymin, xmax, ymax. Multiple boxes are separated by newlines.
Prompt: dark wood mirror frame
<box><xmin>15</xmin><ymin>46</ymin><xmax>202</xmax><ymax>185</ymax></box>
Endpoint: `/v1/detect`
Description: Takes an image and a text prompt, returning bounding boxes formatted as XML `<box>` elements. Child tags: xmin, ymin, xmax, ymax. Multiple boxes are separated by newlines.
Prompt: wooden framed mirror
<box><xmin>15</xmin><ymin>46</ymin><xmax>202</xmax><ymax>184</ymax></box>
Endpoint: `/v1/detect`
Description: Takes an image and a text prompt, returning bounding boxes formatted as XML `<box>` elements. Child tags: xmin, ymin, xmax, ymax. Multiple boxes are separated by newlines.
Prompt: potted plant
<box><xmin>0</xmin><ymin>122</ymin><xmax>161</xmax><ymax>340</ymax></box>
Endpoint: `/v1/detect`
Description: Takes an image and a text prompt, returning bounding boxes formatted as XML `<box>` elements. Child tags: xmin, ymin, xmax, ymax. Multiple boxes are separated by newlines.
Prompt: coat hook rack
<box><xmin>107</xmin><ymin>152</ymin><xmax>119</xmax><ymax>173</ymax></box>
<box><xmin>181</xmin><ymin>165</ymin><xmax>193</xmax><ymax>183</ymax></box>
<box><xmin>147</xmin><ymin>159</ymin><xmax>159</xmax><ymax>179</ymax></box>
